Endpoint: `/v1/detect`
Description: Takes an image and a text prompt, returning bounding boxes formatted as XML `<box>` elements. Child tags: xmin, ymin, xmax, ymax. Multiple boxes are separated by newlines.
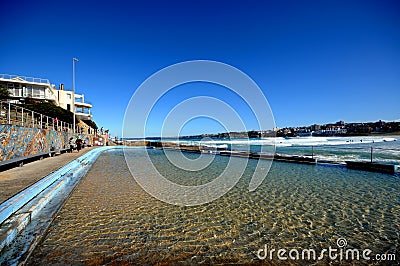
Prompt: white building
<box><xmin>0</xmin><ymin>74</ymin><xmax>92</xmax><ymax>121</ymax></box>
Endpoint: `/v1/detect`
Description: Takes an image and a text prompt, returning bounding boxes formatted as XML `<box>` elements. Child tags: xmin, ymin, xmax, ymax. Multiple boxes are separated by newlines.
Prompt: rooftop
<box><xmin>0</xmin><ymin>74</ymin><xmax>50</xmax><ymax>85</ymax></box>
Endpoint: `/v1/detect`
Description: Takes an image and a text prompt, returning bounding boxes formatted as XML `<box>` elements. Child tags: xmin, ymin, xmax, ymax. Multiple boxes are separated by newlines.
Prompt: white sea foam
<box><xmin>177</xmin><ymin>136</ymin><xmax>398</xmax><ymax>147</ymax></box>
<box><xmin>171</xmin><ymin>136</ymin><xmax>400</xmax><ymax>164</ymax></box>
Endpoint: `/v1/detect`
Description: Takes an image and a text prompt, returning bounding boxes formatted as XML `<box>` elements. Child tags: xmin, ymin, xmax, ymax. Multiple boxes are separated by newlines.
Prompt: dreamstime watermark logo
<box><xmin>257</xmin><ymin>237</ymin><xmax>397</xmax><ymax>262</ymax></box>
<box><xmin>122</xmin><ymin>60</ymin><xmax>275</xmax><ymax>206</ymax></box>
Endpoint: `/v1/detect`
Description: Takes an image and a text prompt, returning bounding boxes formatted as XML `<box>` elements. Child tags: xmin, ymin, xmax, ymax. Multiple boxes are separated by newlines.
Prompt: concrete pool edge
<box><xmin>0</xmin><ymin>146</ymin><xmax>125</xmax><ymax>264</ymax></box>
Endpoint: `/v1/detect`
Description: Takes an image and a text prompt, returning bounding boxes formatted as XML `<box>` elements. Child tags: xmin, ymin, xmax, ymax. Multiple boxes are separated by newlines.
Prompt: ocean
<box><xmin>175</xmin><ymin>136</ymin><xmax>400</xmax><ymax>165</ymax></box>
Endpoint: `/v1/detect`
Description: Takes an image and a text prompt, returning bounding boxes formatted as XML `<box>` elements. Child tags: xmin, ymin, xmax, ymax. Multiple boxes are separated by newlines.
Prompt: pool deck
<box><xmin>0</xmin><ymin>146</ymin><xmax>99</xmax><ymax>204</ymax></box>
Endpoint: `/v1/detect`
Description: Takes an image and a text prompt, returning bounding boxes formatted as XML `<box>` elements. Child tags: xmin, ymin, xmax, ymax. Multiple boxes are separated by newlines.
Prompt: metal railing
<box><xmin>274</xmin><ymin>144</ymin><xmax>400</xmax><ymax>165</ymax></box>
<box><xmin>0</xmin><ymin>74</ymin><xmax>50</xmax><ymax>84</ymax></box>
<box><xmin>0</xmin><ymin>101</ymin><xmax>97</xmax><ymax>135</ymax></box>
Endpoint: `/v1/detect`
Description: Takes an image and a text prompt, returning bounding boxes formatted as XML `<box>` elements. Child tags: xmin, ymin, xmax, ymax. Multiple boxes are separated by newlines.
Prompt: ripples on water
<box><xmin>274</xmin><ymin>140</ymin><xmax>400</xmax><ymax>165</ymax></box>
<box><xmin>183</xmin><ymin>136</ymin><xmax>400</xmax><ymax>164</ymax></box>
<box><xmin>28</xmin><ymin>149</ymin><xmax>400</xmax><ymax>265</ymax></box>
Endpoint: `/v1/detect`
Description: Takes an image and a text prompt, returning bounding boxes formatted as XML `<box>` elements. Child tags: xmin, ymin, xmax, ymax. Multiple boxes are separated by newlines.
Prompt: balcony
<box><xmin>74</xmin><ymin>102</ymin><xmax>92</xmax><ymax>108</ymax></box>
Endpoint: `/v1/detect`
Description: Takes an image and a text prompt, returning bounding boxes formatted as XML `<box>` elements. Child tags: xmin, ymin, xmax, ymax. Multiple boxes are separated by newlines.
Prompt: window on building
<box><xmin>26</xmin><ymin>86</ymin><xmax>32</xmax><ymax>97</ymax></box>
<box><xmin>8</xmin><ymin>83</ymin><xmax>21</xmax><ymax>97</ymax></box>
<box><xmin>32</xmin><ymin>86</ymin><xmax>45</xmax><ymax>98</ymax></box>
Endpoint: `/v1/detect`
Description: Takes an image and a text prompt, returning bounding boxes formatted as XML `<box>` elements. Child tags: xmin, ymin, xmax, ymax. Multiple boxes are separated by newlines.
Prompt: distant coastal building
<box><xmin>0</xmin><ymin>74</ymin><xmax>93</xmax><ymax>121</ymax></box>
<box><xmin>311</xmin><ymin>124</ymin><xmax>321</xmax><ymax>131</ymax></box>
<box><xmin>322</xmin><ymin>127</ymin><xmax>347</xmax><ymax>135</ymax></box>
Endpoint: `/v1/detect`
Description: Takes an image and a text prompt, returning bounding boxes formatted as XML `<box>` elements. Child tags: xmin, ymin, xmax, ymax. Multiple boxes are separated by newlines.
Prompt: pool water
<box><xmin>28</xmin><ymin>149</ymin><xmax>400</xmax><ymax>265</ymax></box>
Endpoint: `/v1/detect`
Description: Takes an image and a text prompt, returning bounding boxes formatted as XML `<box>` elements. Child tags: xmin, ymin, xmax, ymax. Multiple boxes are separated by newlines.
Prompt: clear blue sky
<box><xmin>1</xmin><ymin>0</ymin><xmax>399</xmax><ymax>137</ymax></box>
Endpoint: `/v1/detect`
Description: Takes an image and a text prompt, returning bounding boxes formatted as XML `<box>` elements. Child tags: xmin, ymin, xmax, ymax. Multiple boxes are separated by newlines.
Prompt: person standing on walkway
<box><xmin>69</xmin><ymin>137</ymin><xmax>75</xmax><ymax>153</ymax></box>
<box><xmin>75</xmin><ymin>138</ymin><xmax>83</xmax><ymax>152</ymax></box>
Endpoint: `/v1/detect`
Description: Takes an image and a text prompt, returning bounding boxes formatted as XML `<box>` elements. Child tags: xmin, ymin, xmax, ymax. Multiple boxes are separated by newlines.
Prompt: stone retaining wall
<box><xmin>0</xmin><ymin>124</ymin><xmax>94</xmax><ymax>161</ymax></box>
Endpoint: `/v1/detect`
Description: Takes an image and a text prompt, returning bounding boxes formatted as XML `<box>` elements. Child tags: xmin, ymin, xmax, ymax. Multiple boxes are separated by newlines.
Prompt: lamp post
<box><xmin>72</xmin><ymin>57</ymin><xmax>79</xmax><ymax>133</ymax></box>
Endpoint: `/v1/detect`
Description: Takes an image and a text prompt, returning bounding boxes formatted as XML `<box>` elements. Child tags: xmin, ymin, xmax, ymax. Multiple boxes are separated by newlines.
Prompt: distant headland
<box><xmin>177</xmin><ymin>120</ymin><xmax>400</xmax><ymax>139</ymax></box>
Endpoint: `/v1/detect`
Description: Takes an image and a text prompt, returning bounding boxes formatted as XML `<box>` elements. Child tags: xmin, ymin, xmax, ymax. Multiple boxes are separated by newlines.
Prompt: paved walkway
<box><xmin>0</xmin><ymin>146</ymin><xmax>99</xmax><ymax>204</ymax></box>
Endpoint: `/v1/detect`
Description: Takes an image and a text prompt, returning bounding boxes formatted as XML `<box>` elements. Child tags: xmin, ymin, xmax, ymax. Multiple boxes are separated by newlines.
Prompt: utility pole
<box><xmin>72</xmin><ymin>58</ymin><xmax>79</xmax><ymax>133</ymax></box>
